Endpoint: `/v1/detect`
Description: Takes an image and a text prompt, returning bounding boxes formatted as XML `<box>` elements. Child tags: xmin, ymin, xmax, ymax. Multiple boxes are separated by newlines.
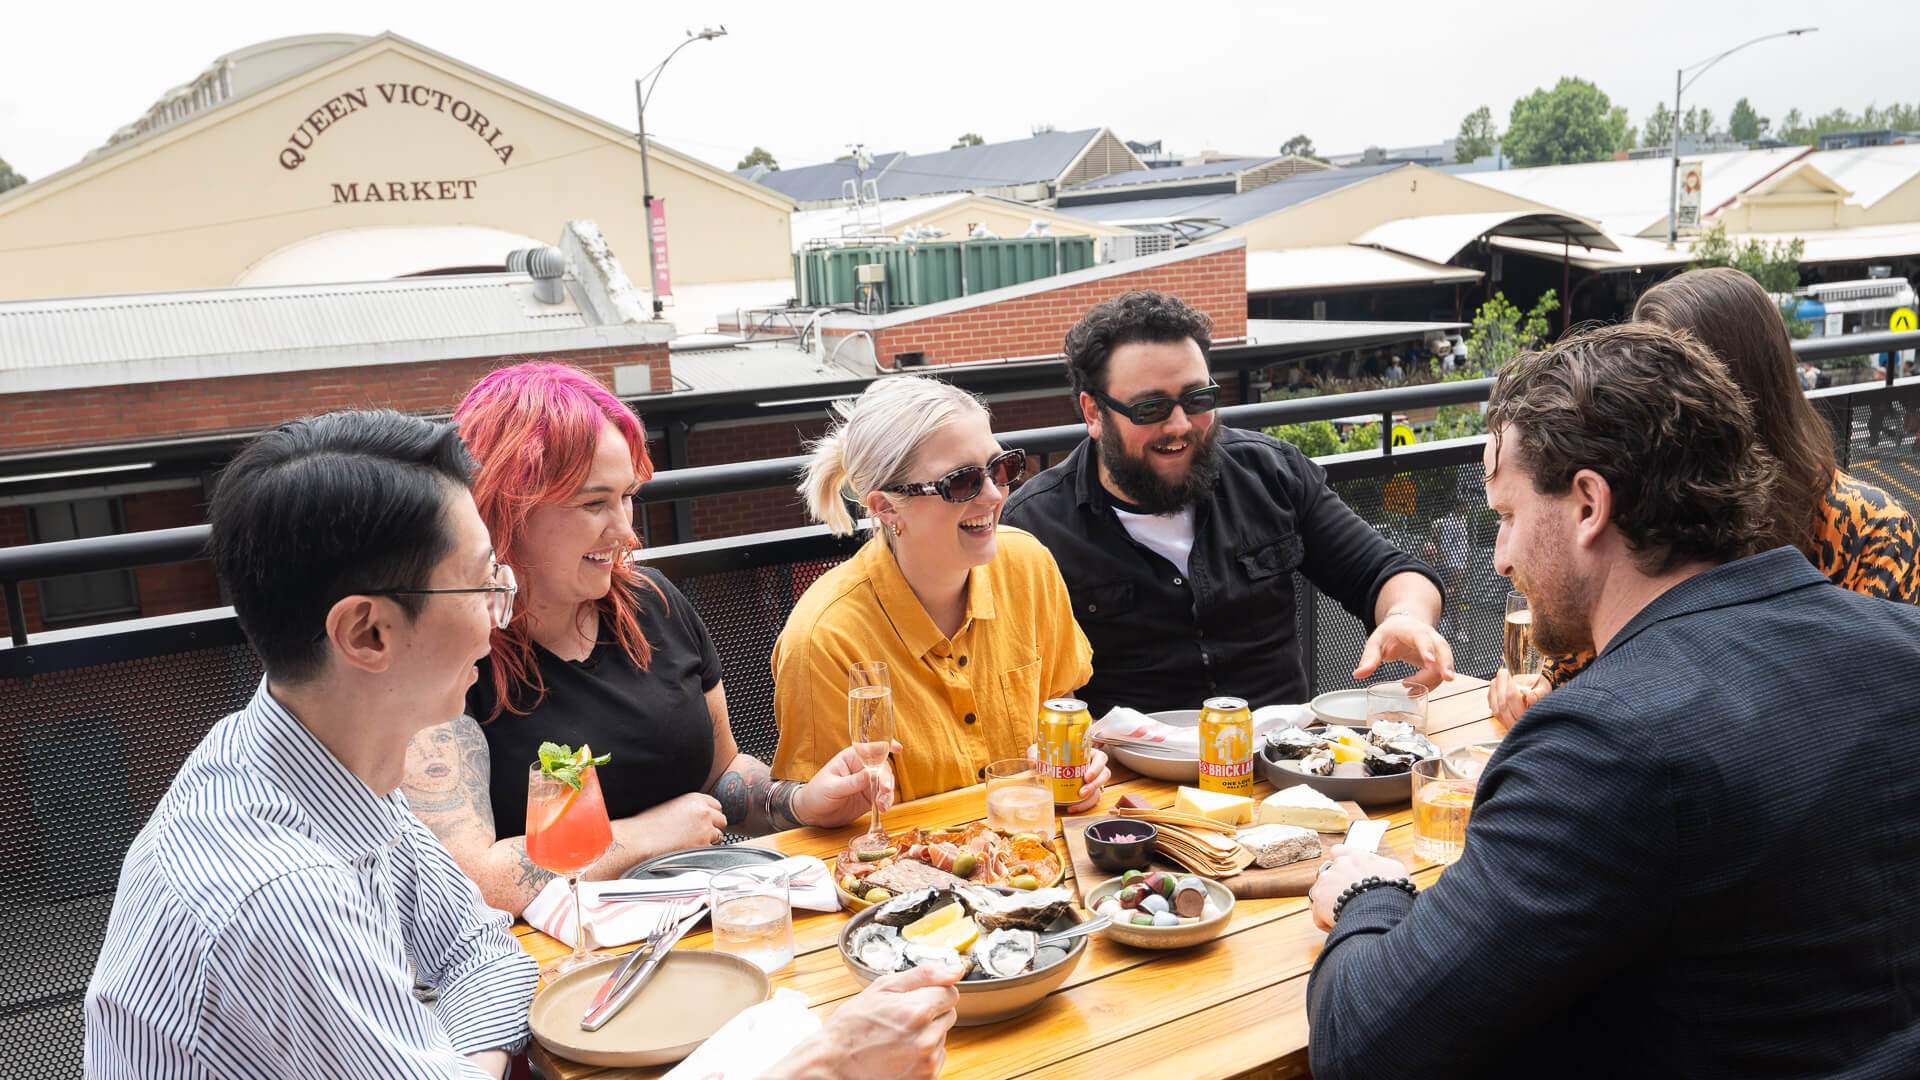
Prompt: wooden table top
<box><xmin>520</xmin><ymin>676</ymin><xmax>1498</xmax><ymax>1080</ymax></box>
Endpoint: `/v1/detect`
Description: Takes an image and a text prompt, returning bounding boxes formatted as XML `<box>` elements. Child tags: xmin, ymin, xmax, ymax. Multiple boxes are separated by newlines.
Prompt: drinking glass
<box><xmin>984</xmin><ymin>757</ymin><xmax>1054</xmax><ymax>837</ymax></box>
<box><xmin>1365</xmin><ymin>680</ymin><xmax>1429</xmax><ymax>735</ymax></box>
<box><xmin>847</xmin><ymin>661</ymin><xmax>895</xmax><ymax>856</ymax></box>
<box><xmin>1503</xmin><ymin>591</ymin><xmax>1539</xmax><ymax>674</ymax></box>
<box><xmin>709</xmin><ymin>867</ymin><xmax>795</xmax><ymax>974</ymax></box>
<box><xmin>1410</xmin><ymin>744</ymin><xmax>1496</xmax><ymax>865</ymax></box>
<box><xmin>525</xmin><ymin>762</ymin><xmax>614</xmax><ymax>978</ymax></box>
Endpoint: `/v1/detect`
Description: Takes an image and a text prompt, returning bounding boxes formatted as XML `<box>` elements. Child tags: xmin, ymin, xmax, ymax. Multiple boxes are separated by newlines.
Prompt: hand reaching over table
<box><xmin>1353</xmin><ymin>612</ymin><xmax>1457</xmax><ymax>689</ymax></box>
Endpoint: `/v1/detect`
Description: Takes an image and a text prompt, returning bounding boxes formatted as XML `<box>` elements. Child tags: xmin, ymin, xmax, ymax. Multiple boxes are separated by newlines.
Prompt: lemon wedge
<box><xmin>901</xmin><ymin>901</ymin><xmax>965</xmax><ymax>942</ymax></box>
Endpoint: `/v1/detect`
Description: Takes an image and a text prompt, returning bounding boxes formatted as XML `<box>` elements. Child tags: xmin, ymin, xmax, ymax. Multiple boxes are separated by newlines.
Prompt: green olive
<box><xmin>951</xmin><ymin>852</ymin><xmax>978</xmax><ymax>878</ymax></box>
<box><xmin>839</xmin><ymin>875</ymin><xmax>861</xmax><ymax>893</ymax></box>
<box><xmin>1010</xmin><ymin>832</ymin><xmax>1042</xmax><ymax>845</ymax></box>
<box><xmin>1010</xmin><ymin>874</ymin><xmax>1040</xmax><ymax>891</ymax></box>
<box><xmin>863</xmin><ymin>887</ymin><xmax>891</xmax><ymax>903</ymax></box>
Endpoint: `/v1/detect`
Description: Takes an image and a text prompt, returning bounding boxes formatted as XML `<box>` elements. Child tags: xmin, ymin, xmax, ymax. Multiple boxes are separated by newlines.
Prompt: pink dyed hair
<box><xmin>454</xmin><ymin>362</ymin><xmax>661</xmax><ymax>721</ymax></box>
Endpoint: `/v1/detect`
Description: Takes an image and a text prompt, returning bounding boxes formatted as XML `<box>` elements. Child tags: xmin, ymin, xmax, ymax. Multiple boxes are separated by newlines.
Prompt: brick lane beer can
<box><xmin>1038</xmin><ymin>698</ymin><xmax>1091</xmax><ymax>804</ymax></box>
<box><xmin>1198</xmin><ymin>696</ymin><xmax>1254</xmax><ymax>796</ymax></box>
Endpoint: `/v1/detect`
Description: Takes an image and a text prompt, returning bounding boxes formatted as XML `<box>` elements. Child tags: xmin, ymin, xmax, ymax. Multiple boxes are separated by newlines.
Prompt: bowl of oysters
<box><xmin>1256</xmin><ymin>719</ymin><xmax>1441</xmax><ymax>808</ymax></box>
<box><xmin>836</xmin><ymin>884</ymin><xmax>1087</xmax><ymax>1026</ymax></box>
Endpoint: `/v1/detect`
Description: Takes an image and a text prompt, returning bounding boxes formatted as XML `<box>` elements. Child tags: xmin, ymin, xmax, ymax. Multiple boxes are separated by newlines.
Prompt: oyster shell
<box><xmin>958</xmin><ymin>885</ymin><xmax>1075</xmax><ymax>932</ymax></box>
<box><xmin>972</xmin><ymin>928</ymin><xmax>1038</xmax><ymax>979</ymax></box>
<box><xmin>850</xmin><ymin>923</ymin><xmax>907</xmax><ymax>972</ymax></box>
<box><xmin>1364</xmin><ymin>751</ymin><xmax>1417</xmax><ymax>777</ymax></box>
<box><xmin>1264</xmin><ymin>726</ymin><xmax>1319</xmax><ymax>759</ymax></box>
<box><xmin>1295</xmin><ymin>749</ymin><xmax>1336</xmax><ymax>776</ymax></box>
<box><xmin>1385</xmin><ymin>735</ymin><xmax>1441</xmax><ymax>760</ymax></box>
<box><xmin>902</xmin><ymin>941</ymin><xmax>968</xmax><ymax>976</ymax></box>
<box><xmin>1367</xmin><ymin>719</ymin><xmax>1416</xmax><ymax>746</ymax></box>
<box><xmin>872</xmin><ymin>887</ymin><xmax>959</xmax><ymax>927</ymax></box>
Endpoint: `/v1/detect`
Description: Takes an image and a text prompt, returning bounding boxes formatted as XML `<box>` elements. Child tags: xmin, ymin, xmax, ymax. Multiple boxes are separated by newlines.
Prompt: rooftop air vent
<box><xmin>507</xmin><ymin>246</ymin><xmax>571</xmax><ymax>304</ymax></box>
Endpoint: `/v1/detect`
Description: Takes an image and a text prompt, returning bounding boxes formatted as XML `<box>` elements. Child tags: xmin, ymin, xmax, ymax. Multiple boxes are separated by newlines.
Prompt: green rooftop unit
<box><xmin>794</xmin><ymin>236</ymin><xmax>1095</xmax><ymax>309</ymax></box>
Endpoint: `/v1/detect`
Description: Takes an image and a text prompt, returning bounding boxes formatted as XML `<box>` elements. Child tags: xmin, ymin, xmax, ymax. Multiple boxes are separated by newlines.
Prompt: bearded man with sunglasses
<box><xmin>1003</xmin><ymin>292</ymin><xmax>1452</xmax><ymax>716</ymax></box>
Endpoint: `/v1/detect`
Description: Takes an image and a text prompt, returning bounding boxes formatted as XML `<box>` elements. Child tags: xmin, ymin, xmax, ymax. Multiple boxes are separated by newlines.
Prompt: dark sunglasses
<box><xmin>1088</xmin><ymin>383</ymin><xmax>1223</xmax><ymax>425</ymax></box>
<box><xmin>881</xmin><ymin>449</ymin><xmax>1026</xmax><ymax>503</ymax></box>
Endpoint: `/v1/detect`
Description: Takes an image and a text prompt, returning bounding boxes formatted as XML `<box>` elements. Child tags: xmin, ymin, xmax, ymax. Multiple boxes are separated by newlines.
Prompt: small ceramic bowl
<box><xmin>1084</xmin><ymin>819</ymin><xmax>1158</xmax><ymax>873</ymax></box>
<box><xmin>1083</xmin><ymin>874</ymin><xmax>1235</xmax><ymax>950</ymax></box>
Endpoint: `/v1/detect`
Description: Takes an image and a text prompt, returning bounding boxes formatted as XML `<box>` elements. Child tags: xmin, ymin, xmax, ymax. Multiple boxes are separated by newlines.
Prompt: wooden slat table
<box><xmin>520</xmin><ymin>676</ymin><xmax>1497</xmax><ymax>1079</ymax></box>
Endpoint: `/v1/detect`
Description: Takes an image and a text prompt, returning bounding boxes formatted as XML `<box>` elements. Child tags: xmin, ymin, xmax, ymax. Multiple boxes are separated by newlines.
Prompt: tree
<box><xmin>1504</xmin><ymin>78</ymin><xmax>1620</xmax><ymax>166</ymax></box>
<box><xmin>1728</xmin><ymin>97</ymin><xmax>1768</xmax><ymax>142</ymax></box>
<box><xmin>1455</xmin><ymin>106</ymin><xmax>1498</xmax><ymax>163</ymax></box>
<box><xmin>1681</xmin><ymin>105</ymin><xmax>1715</xmax><ymax>137</ymax></box>
<box><xmin>1643</xmin><ymin>101</ymin><xmax>1675</xmax><ymax>149</ymax></box>
<box><xmin>0</xmin><ymin>155</ymin><xmax>24</xmax><ymax>194</ymax></box>
<box><xmin>1279</xmin><ymin>133</ymin><xmax>1320</xmax><ymax>160</ymax></box>
<box><xmin>951</xmin><ymin>133</ymin><xmax>984</xmax><ymax>148</ymax></box>
<box><xmin>736</xmin><ymin>146</ymin><xmax>778</xmax><ymax>172</ymax></box>
<box><xmin>1606</xmin><ymin>105</ymin><xmax>1635</xmax><ymax>153</ymax></box>
<box><xmin>1466</xmin><ymin>290</ymin><xmax>1560</xmax><ymax>375</ymax></box>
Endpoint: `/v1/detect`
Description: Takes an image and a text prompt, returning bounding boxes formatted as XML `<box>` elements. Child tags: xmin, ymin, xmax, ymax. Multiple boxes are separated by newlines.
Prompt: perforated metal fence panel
<box><xmin>0</xmin><ymin>642</ymin><xmax>260</xmax><ymax>1080</ymax></box>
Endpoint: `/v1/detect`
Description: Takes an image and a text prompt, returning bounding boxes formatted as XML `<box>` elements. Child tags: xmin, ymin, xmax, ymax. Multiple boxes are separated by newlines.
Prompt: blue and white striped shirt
<box><xmin>85</xmin><ymin>680</ymin><xmax>537</xmax><ymax>1078</ymax></box>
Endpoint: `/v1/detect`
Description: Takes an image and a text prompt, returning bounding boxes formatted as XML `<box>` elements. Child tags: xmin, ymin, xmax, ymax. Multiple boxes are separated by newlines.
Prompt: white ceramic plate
<box><xmin>1309</xmin><ymin>689</ymin><xmax>1369</xmax><ymax>727</ymax></box>
<box><xmin>1100</xmin><ymin>709</ymin><xmax>1201</xmax><ymax>782</ymax></box>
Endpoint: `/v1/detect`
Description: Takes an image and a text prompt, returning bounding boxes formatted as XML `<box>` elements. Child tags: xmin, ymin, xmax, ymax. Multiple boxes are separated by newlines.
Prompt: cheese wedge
<box><xmin>1174</xmin><ymin>785</ymin><xmax>1254</xmax><ymax>827</ymax></box>
<box><xmin>1237</xmin><ymin>823</ymin><xmax>1322</xmax><ymax>868</ymax></box>
<box><xmin>1258</xmin><ymin>784</ymin><xmax>1350</xmax><ymax>832</ymax></box>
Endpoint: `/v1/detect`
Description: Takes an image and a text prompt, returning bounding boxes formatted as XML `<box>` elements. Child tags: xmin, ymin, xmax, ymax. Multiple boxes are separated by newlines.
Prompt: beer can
<box><xmin>1037</xmin><ymin>698</ymin><xmax>1090</xmax><ymax>804</ymax></box>
<box><xmin>1198</xmin><ymin>696</ymin><xmax>1254</xmax><ymax>796</ymax></box>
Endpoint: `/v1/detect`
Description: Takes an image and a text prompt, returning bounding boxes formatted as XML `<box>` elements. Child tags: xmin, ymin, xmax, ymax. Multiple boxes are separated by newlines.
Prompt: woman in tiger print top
<box><xmin>1493</xmin><ymin>268</ymin><xmax>1920</xmax><ymax>727</ymax></box>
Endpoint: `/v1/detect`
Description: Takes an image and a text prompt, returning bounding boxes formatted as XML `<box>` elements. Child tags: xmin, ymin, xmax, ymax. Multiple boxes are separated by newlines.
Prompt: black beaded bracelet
<box><xmin>1331</xmin><ymin>875</ymin><xmax>1418</xmax><ymax>920</ymax></box>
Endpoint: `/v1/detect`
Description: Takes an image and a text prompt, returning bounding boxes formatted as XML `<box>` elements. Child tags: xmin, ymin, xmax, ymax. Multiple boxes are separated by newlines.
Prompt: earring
<box><xmin>886</xmin><ymin>520</ymin><xmax>905</xmax><ymax>538</ymax></box>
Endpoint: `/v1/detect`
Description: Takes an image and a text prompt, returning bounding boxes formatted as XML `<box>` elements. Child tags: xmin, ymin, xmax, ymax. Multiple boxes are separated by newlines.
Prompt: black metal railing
<box><xmin>2</xmin><ymin>330</ymin><xmax>1913</xmax><ymax>649</ymax></box>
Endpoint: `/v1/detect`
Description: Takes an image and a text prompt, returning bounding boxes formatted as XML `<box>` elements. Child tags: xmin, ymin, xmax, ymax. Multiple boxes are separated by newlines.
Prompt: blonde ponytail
<box><xmin>798</xmin><ymin>375</ymin><xmax>988</xmax><ymax>536</ymax></box>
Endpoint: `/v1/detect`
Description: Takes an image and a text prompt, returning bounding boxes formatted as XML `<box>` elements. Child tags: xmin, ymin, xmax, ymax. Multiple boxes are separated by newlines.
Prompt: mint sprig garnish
<box><xmin>536</xmin><ymin>741</ymin><xmax>611</xmax><ymax>791</ymax></box>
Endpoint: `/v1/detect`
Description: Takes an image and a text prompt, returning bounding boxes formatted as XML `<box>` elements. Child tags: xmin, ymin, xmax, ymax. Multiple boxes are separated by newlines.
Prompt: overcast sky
<box><xmin>4</xmin><ymin>0</ymin><xmax>1916</xmax><ymax>182</ymax></box>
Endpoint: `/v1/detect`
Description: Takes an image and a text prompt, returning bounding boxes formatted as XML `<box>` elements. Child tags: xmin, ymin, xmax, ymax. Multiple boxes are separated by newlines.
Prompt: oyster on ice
<box><xmin>958</xmin><ymin>885</ymin><xmax>1075</xmax><ymax>932</ymax></box>
<box><xmin>972</xmin><ymin>928</ymin><xmax>1039</xmax><ymax>978</ymax></box>
<box><xmin>850</xmin><ymin>923</ymin><xmax>907</xmax><ymax>972</ymax></box>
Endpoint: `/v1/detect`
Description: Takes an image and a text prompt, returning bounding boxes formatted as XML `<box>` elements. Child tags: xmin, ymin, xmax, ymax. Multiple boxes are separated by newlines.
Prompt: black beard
<box><xmin>1098</xmin><ymin>421</ymin><xmax>1221</xmax><ymax>514</ymax></box>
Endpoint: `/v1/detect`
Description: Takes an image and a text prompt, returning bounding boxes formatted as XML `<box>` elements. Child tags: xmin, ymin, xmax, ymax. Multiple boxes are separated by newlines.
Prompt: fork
<box><xmin>585</xmin><ymin>898</ymin><xmax>689</xmax><ymax>1017</ymax></box>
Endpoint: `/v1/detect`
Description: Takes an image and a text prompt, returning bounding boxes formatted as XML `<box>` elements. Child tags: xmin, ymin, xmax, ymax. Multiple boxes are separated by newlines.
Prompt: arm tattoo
<box><xmin>708</xmin><ymin>755</ymin><xmax>805</xmax><ymax>834</ymax></box>
<box><xmin>512</xmin><ymin>842</ymin><xmax>555</xmax><ymax>893</ymax></box>
<box><xmin>402</xmin><ymin>715</ymin><xmax>497</xmax><ymax>838</ymax></box>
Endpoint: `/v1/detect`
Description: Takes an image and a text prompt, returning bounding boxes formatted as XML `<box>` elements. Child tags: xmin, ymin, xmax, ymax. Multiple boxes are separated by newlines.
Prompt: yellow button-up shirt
<box><xmin>771</xmin><ymin>527</ymin><xmax>1093</xmax><ymax>802</ymax></box>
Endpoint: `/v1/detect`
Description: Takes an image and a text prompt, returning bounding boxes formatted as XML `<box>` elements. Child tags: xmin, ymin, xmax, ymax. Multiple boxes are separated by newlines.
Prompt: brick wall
<box><xmin>0</xmin><ymin>344</ymin><xmax>669</xmax><ymax>453</ymax></box>
<box><xmin>820</xmin><ymin>247</ymin><xmax>1247</xmax><ymax>370</ymax></box>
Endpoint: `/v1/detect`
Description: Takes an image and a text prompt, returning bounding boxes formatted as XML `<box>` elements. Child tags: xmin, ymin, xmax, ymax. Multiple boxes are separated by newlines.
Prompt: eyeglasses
<box><xmin>880</xmin><ymin>449</ymin><xmax>1026</xmax><ymax>503</ymax></box>
<box><xmin>1088</xmin><ymin>383</ymin><xmax>1223</xmax><ymax>426</ymax></box>
<box><xmin>367</xmin><ymin>560</ymin><xmax>519</xmax><ymax>631</ymax></box>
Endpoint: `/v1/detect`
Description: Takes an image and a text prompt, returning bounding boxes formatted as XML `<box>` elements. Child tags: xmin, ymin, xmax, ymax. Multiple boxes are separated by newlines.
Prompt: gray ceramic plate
<box><xmin>1256</xmin><ymin>726</ymin><xmax>1417</xmax><ymax>809</ymax></box>
<box><xmin>622</xmin><ymin>844</ymin><xmax>785</xmax><ymax>881</ymax></box>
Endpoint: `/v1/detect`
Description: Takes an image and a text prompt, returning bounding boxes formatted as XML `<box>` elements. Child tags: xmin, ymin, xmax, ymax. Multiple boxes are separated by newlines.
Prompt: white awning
<box><xmin>1246</xmin><ymin>246</ymin><xmax>1482</xmax><ymax>294</ymax></box>
<box><xmin>1491</xmin><ymin>221</ymin><xmax>1920</xmax><ymax>272</ymax></box>
<box><xmin>1354</xmin><ymin>210</ymin><xmax>1617</xmax><ymax>266</ymax></box>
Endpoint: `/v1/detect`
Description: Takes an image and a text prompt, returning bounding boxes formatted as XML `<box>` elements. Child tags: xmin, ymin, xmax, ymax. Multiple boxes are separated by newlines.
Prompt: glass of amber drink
<box><xmin>1411</xmin><ymin>755</ymin><xmax>1478</xmax><ymax>865</ymax></box>
<box><xmin>526</xmin><ymin>760</ymin><xmax>614</xmax><ymax>978</ymax></box>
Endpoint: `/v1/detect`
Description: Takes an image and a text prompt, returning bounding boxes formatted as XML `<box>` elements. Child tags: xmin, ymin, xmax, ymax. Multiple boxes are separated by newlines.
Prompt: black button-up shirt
<box><xmin>1002</xmin><ymin>427</ymin><xmax>1439</xmax><ymax>714</ymax></box>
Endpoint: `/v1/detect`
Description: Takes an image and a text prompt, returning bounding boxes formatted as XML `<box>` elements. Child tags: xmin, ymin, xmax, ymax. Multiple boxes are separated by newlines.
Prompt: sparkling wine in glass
<box><xmin>525</xmin><ymin>755</ymin><xmax>613</xmax><ymax>979</ymax></box>
<box><xmin>1503</xmin><ymin>591</ymin><xmax>1538</xmax><ymax>675</ymax></box>
<box><xmin>848</xmin><ymin>661</ymin><xmax>895</xmax><ymax>856</ymax></box>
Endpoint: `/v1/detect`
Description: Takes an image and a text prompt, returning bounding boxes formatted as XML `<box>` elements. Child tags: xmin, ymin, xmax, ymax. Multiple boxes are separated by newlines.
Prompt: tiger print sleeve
<box><xmin>1820</xmin><ymin>473</ymin><xmax>1920</xmax><ymax>603</ymax></box>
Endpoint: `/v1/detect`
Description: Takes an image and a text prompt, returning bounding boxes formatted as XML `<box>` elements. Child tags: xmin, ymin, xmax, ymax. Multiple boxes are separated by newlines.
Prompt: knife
<box><xmin>1341</xmin><ymin>817</ymin><xmax>1389</xmax><ymax>856</ymax></box>
<box><xmin>584</xmin><ymin>899</ymin><xmax>687</xmax><ymax>1019</ymax></box>
<box><xmin>581</xmin><ymin>904</ymin><xmax>704</xmax><ymax>1031</ymax></box>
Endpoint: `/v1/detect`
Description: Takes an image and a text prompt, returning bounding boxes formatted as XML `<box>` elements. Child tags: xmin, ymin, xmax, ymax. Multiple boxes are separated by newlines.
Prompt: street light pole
<box><xmin>636</xmin><ymin>26</ymin><xmax>727</xmax><ymax>319</ymax></box>
<box><xmin>1666</xmin><ymin>27</ymin><xmax>1817</xmax><ymax>249</ymax></box>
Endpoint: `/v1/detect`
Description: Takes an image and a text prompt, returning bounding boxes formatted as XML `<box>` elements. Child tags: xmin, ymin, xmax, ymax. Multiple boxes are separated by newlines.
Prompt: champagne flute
<box><xmin>847</xmin><ymin>661</ymin><xmax>895</xmax><ymax>855</ymax></box>
<box><xmin>1503</xmin><ymin>591</ymin><xmax>1538</xmax><ymax>674</ymax></box>
<box><xmin>525</xmin><ymin>760</ymin><xmax>614</xmax><ymax>978</ymax></box>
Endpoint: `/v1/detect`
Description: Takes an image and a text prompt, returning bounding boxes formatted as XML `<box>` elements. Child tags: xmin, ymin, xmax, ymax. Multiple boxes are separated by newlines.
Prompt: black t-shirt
<box><xmin>469</xmin><ymin>567</ymin><xmax>724</xmax><ymax>838</ymax></box>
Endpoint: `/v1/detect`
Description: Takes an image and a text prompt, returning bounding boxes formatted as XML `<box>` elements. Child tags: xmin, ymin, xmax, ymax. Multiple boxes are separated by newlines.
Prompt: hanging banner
<box><xmin>648</xmin><ymin>198</ymin><xmax>673</xmax><ymax>298</ymax></box>
<box><xmin>1675</xmin><ymin>160</ymin><xmax>1704</xmax><ymax>234</ymax></box>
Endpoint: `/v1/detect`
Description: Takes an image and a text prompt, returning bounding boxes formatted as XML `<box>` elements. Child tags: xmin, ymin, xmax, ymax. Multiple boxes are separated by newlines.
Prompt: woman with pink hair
<box><xmin>400</xmin><ymin>362</ymin><xmax>889</xmax><ymax>915</ymax></box>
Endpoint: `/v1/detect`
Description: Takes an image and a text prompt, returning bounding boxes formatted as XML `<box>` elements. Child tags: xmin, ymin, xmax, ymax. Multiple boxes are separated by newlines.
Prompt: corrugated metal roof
<box><xmin>667</xmin><ymin>343</ymin><xmax>847</xmax><ymax>395</ymax></box>
<box><xmin>0</xmin><ymin>276</ymin><xmax>594</xmax><ymax>375</ymax></box>
<box><xmin>1066</xmin><ymin>157</ymin><xmax>1275</xmax><ymax>190</ymax></box>
<box><xmin>1355</xmin><ymin>210</ymin><xmax>1614</xmax><ymax>265</ymax></box>
<box><xmin>738</xmin><ymin>152</ymin><xmax>907</xmax><ymax>204</ymax></box>
<box><xmin>1057</xmin><ymin>164</ymin><xmax>1402</xmax><ymax>232</ymax></box>
<box><xmin>873</xmin><ymin>129</ymin><xmax>1103</xmax><ymax>199</ymax></box>
<box><xmin>1803</xmin><ymin>143</ymin><xmax>1920</xmax><ymax>208</ymax></box>
<box><xmin>1458</xmin><ymin>147</ymin><xmax>1807</xmax><ymax>237</ymax></box>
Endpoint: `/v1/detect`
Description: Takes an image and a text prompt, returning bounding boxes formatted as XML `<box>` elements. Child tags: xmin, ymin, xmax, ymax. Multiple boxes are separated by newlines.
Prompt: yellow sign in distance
<box><xmin>1892</xmin><ymin>307</ymin><xmax>1918</xmax><ymax>335</ymax></box>
<box><xmin>1391</xmin><ymin>423</ymin><xmax>1417</xmax><ymax>447</ymax></box>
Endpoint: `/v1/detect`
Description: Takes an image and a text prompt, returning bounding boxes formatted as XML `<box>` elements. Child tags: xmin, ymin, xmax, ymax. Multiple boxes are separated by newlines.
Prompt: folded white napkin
<box><xmin>663</xmin><ymin>988</ymin><xmax>822</xmax><ymax>1080</ymax></box>
<box><xmin>1092</xmin><ymin>704</ymin><xmax>1312</xmax><ymax>755</ymax></box>
<box><xmin>525</xmin><ymin>854</ymin><xmax>839</xmax><ymax>950</ymax></box>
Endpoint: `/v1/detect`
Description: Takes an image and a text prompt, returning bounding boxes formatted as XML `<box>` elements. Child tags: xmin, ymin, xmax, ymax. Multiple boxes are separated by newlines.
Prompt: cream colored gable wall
<box><xmin>0</xmin><ymin>40</ymin><xmax>790</xmax><ymax>300</ymax></box>
<box><xmin>908</xmin><ymin>201</ymin><xmax>1132</xmax><ymax>241</ymax></box>
<box><xmin>1216</xmin><ymin>167</ymin><xmax>1564</xmax><ymax>251</ymax></box>
<box><xmin>1857</xmin><ymin>174</ymin><xmax>1920</xmax><ymax>228</ymax></box>
<box><xmin>1718</xmin><ymin>166</ymin><xmax>1850</xmax><ymax>233</ymax></box>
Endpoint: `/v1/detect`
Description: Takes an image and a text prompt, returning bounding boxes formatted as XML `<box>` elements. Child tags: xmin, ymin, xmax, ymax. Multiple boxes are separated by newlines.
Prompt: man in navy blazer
<box><xmin>1306</xmin><ymin>323</ymin><xmax>1920</xmax><ymax>1078</ymax></box>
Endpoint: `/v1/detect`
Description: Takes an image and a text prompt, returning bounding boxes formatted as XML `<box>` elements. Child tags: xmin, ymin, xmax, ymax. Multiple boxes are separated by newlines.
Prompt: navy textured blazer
<box><xmin>1308</xmin><ymin>548</ymin><xmax>1920</xmax><ymax>1079</ymax></box>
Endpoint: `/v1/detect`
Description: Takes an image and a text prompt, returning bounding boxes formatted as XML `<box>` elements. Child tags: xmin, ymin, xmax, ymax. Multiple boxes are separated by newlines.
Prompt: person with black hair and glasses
<box><xmin>1002</xmin><ymin>291</ymin><xmax>1453</xmax><ymax>716</ymax></box>
<box><xmin>85</xmin><ymin>410</ymin><xmax>962</xmax><ymax>1080</ymax></box>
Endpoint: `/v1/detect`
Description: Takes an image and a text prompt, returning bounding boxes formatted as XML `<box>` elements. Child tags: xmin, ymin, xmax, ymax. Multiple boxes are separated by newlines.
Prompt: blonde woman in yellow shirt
<box><xmin>772</xmin><ymin>375</ymin><xmax>1106</xmax><ymax>808</ymax></box>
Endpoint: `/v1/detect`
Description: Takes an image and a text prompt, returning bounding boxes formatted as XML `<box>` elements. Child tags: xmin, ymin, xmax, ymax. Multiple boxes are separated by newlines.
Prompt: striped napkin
<box><xmin>524</xmin><ymin>854</ymin><xmax>838</xmax><ymax>950</ymax></box>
